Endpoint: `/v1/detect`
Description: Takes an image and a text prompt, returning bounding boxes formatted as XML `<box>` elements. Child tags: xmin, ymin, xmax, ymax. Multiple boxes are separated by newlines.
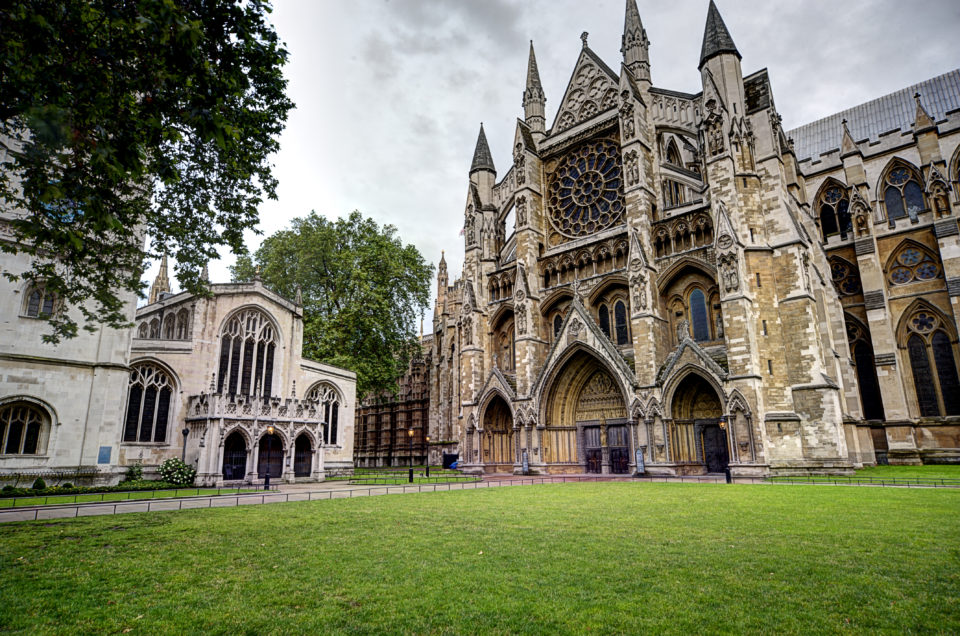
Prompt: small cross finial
<box><xmin>841</xmin><ymin>118</ymin><xmax>847</xmax><ymax>126</ymax></box>
<box><xmin>914</xmin><ymin>92</ymin><xmax>921</xmax><ymax>101</ymax></box>
<box><xmin>580</xmin><ymin>31</ymin><xmax>589</xmax><ymax>48</ymax></box>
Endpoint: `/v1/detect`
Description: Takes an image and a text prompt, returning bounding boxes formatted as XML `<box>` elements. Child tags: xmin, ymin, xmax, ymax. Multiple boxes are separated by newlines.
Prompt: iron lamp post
<box><xmin>408</xmin><ymin>428</ymin><xmax>415</xmax><ymax>482</ymax></box>
<box><xmin>425</xmin><ymin>435</ymin><xmax>430</xmax><ymax>477</ymax></box>
<box><xmin>264</xmin><ymin>424</ymin><xmax>275</xmax><ymax>489</ymax></box>
<box><xmin>181</xmin><ymin>428</ymin><xmax>190</xmax><ymax>462</ymax></box>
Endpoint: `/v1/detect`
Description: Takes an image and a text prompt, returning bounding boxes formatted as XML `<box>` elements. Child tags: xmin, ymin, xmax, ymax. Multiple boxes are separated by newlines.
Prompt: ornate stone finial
<box><xmin>253</xmin><ymin>265</ymin><xmax>261</xmax><ymax>282</ymax></box>
<box><xmin>209</xmin><ymin>372</ymin><xmax>216</xmax><ymax>393</ymax></box>
<box><xmin>295</xmin><ymin>284</ymin><xmax>302</xmax><ymax>305</ymax></box>
<box><xmin>201</xmin><ymin>261</ymin><xmax>209</xmax><ymax>282</ymax></box>
<box><xmin>580</xmin><ymin>31</ymin><xmax>589</xmax><ymax>48</ymax></box>
<box><xmin>914</xmin><ymin>91</ymin><xmax>935</xmax><ymax>130</ymax></box>
<box><xmin>291</xmin><ymin>380</ymin><xmax>296</xmax><ymax>398</ymax></box>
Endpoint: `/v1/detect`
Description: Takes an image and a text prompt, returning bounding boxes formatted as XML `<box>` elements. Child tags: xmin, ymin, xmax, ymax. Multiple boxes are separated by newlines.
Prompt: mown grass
<box><xmin>347</xmin><ymin>476</ymin><xmax>479</xmax><ymax>485</ymax></box>
<box><xmin>0</xmin><ymin>487</ymin><xmax>262</xmax><ymax>509</ymax></box>
<box><xmin>0</xmin><ymin>482</ymin><xmax>958</xmax><ymax>634</ymax></box>
<box><xmin>770</xmin><ymin>464</ymin><xmax>960</xmax><ymax>483</ymax></box>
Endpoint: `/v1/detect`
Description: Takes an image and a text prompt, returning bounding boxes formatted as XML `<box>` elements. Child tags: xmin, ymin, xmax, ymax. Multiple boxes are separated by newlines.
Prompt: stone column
<box><xmin>249</xmin><ymin>439</ymin><xmax>260</xmax><ymax>482</ymax></box>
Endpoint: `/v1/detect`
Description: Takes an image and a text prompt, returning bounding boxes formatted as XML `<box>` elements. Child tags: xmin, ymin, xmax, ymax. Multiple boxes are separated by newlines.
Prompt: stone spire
<box><xmin>469</xmin><ymin>124</ymin><xmax>496</xmax><ymax>174</ymax></box>
<box><xmin>699</xmin><ymin>1</ymin><xmax>740</xmax><ymax>70</ymax></box>
<box><xmin>914</xmin><ymin>92</ymin><xmax>936</xmax><ymax>131</ymax></box>
<box><xmin>621</xmin><ymin>0</ymin><xmax>650</xmax><ymax>84</ymax></box>
<box><xmin>201</xmin><ymin>261</ymin><xmax>209</xmax><ymax>283</ymax></box>
<box><xmin>437</xmin><ymin>250</ymin><xmax>448</xmax><ymax>300</ymax></box>
<box><xmin>522</xmin><ymin>41</ymin><xmax>546</xmax><ymax>134</ymax></box>
<box><xmin>148</xmin><ymin>254</ymin><xmax>170</xmax><ymax>304</ymax></box>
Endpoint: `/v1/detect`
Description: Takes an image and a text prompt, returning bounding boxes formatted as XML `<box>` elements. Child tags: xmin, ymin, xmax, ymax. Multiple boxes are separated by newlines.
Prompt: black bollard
<box><xmin>724</xmin><ymin>467</ymin><xmax>732</xmax><ymax>484</ymax></box>
<box><xmin>264</xmin><ymin>472</ymin><xmax>271</xmax><ymax>491</ymax></box>
<box><xmin>426</xmin><ymin>464</ymin><xmax>430</xmax><ymax>478</ymax></box>
<box><xmin>408</xmin><ymin>468</ymin><xmax>414</xmax><ymax>483</ymax></box>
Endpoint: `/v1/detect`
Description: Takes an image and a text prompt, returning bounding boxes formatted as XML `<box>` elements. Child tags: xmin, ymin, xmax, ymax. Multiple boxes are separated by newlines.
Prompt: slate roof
<box><xmin>470</xmin><ymin>124</ymin><xmax>496</xmax><ymax>173</ymax></box>
<box><xmin>787</xmin><ymin>69</ymin><xmax>960</xmax><ymax>162</ymax></box>
<box><xmin>699</xmin><ymin>0</ymin><xmax>740</xmax><ymax>69</ymax></box>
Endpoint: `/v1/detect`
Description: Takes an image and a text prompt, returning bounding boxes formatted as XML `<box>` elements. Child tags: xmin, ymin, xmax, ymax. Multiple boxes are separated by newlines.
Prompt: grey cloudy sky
<box><xmin>146</xmin><ymin>0</ymin><xmax>960</xmax><ymax>315</ymax></box>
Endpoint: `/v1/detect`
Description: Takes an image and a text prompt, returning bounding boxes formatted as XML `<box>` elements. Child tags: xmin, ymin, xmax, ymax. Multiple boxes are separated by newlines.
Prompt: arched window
<box><xmin>123</xmin><ymin>363</ymin><xmax>173</xmax><ymax>443</ymax></box>
<box><xmin>162</xmin><ymin>314</ymin><xmax>176</xmax><ymax>339</ymax></box>
<box><xmin>666</xmin><ymin>140</ymin><xmax>682</xmax><ymax>166</ymax></box>
<box><xmin>689</xmin><ymin>289</ymin><xmax>709</xmax><ymax>342</ymax></box>
<box><xmin>307</xmin><ymin>383</ymin><xmax>341</xmax><ymax>445</ymax></box>
<box><xmin>553</xmin><ymin>314</ymin><xmax>563</xmax><ymax>338</ymax></box>
<box><xmin>137</xmin><ymin>323</ymin><xmax>149</xmax><ymax>338</ymax></box>
<box><xmin>0</xmin><ymin>402</ymin><xmax>46</xmax><ymax>455</ymax></box>
<box><xmin>149</xmin><ymin>319</ymin><xmax>160</xmax><ymax>339</ymax></box>
<box><xmin>175</xmin><ymin>309</ymin><xmax>189</xmax><ymax>340</ymax></box>
<box><xmin>817</xmin><ymin>184</ymin><xmax>851</xmax><ymax>241</ymax></box>
<box><xmin>887</xmin><ymin>243</ymin><xmax>941</xmax><ymax>286</ymax></box>
<box><xmin>614</xmin><ymin>300</ymin><xmax>629</xmax><ymax>345</ymax></box>
<box><xmin>903</xmin><ymin>309</ymin><xmax>960</xmax><ymax>417</ymax></box>
<box><xmin>846</xmin><ymin>318</ymin><xmax>884</xmax><ymax>420</ymax></box>
<box><xmin>217</xmin><ymin>309</ymin><xmax>277</xmax><ymax>397</ymax></box>
<box><xmin>23</xmin><ymin>285</ymin><xmax>56</xmax><ymax>318</ymax></box>
<box><xmin>882</xmin><ymin>163</ymin><xmax>926</xmax><ymax>223</ymax></box>
<box><xmin>829</xmin><ymin>257</ymin><xmax>862</xmax><ymax>296</ymax></box>
<box><xmin>664</xmin><ymin>180</ymin><xmax>685</xmax><ymax>207</ymax></box>
<box><xmin>598</xmin><ymin>304</ymin><xmax>610</xmax><ymax>338</ymax></box>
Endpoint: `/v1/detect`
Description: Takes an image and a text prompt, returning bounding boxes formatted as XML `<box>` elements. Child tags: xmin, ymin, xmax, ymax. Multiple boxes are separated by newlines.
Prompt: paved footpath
<box><xmin>0</xmin><ymin>474</ymin><xmax>635</xmax><ymax>524</ymax></box>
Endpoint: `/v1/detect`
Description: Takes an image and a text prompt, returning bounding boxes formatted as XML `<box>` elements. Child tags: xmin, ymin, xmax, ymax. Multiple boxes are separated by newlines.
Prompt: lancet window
<box><xmin>217</xmin><ymin>309</ymin><xmax>277</xmax><ymax>397</ymax></box>
<box><xmin>817</xmin><ymin>183</ymin><xmax>851</xmax><ymax>241</ymax></box>
<box><xmin>902</xmin><ymin>308</ymin><xmax>960</xmax><ymax>417</ymax></box>
<box><xmin>123</xmin><ymin>363</ymin><xmax>173</xmax><ymax>443</ymax></box>
<box><xmin>307</xmin><ymin>383</ymin><xmax>341</xmax><ymax>445</ymax></box>
<box><xmin>0</xmin><ymin>402</ymin><xmax>46</xmax><ymax>455</ymax></box>
<box><xmin>23</xmin><ymin>285</ymin><xmax>56</xmax><ymax>318</ymax></box>
<box><xmin>882</xmin><ymin>163</ymin><xmax>926</xmax><ymax>223</ymax></box>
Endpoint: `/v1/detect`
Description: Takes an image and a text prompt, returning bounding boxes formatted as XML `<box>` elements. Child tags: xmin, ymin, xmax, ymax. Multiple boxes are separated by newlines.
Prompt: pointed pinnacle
<box><xmin>699</xmin><ymin>0</ymin><xmax>740</xmax><ymax>69</ymax></box>
<box><xmin>470</xmin><ymin>124</ymin><xmax>495</xmax><ymax>173</ymax></box>
<box><xmin>526</xmin><ymin>40</ymin><xmax>542</xmax><ymax>90</ymax></box>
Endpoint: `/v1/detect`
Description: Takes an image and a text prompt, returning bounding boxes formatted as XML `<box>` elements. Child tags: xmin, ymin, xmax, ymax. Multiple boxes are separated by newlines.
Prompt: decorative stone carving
<box><xmin>707</xmin><ymin>117</ymin><xmax>724</xmax><ymax>156</ymax></box>
<box><xmin>677</xmin><ymin>319</ymin><xmax>690</xmax><ymax>342</ymax></box>
<box><xmin>800</xmin><ymin>253</ymin><xmax>811</xmax><ymax>291</ymax></box>
<box><xmin>624</xmin><ymin>150</ymin><xmax>639</xmax><ymax>187</ymax></box>
<box><xmin>516</xmin><ymin>300</ymin><xmax>527</xmax><ymax>334</ymax></box>
<box><xmin>516</xmin><ymin>195</ymin><xmax>527</xmax><ymax>227</ymax></box>
<box><xmin>716</xmin><ymin>233</ymin><xmax>733</xmax><ymax>250</ymax></box>
<box><xmin>514</xmin><ymin>143</ymin><xmax>526</xmax><ymax>186</ymax></box>
<box><xmin>464</xmin><ymin>315</ymin><xmax>473</xmax><ymax>346</ymax></box>
<box><xmin>631</xmin><ymin>273</ymin><xmax>647</xmax><ymax>310</ymax></box>
<box><xmin>620</xmin><ymin>95</ymin><xmax>635</xmax><ymax>140</ymax></box>
<box><xmin>718</xmin><ymin>252</ymin><xmax>739</xmax><ymax>292</ymax></box>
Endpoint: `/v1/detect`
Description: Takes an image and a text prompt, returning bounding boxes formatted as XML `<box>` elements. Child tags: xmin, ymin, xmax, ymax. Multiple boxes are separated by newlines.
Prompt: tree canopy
<box><xmin>0</xmin><ymin>0</ymin><xmax>293</xmax><ymax>341</ymax></box>
<box><xmin>231</xmin><ymin>211</ymin><xmax>433</xmax><ymax>398</ymax></box>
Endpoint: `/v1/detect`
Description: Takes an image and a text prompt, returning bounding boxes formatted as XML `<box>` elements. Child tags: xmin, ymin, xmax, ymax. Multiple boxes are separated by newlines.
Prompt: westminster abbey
<box><xmin>426</xmin><ymin>1</ymin><xmax>960</xmax><ymax>475</ymax></box>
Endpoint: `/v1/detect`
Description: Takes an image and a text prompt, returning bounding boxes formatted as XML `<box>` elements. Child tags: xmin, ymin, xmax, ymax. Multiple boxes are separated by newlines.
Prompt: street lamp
<box><xmin>408</xmin><ymin>428</ymin><xmax>415</xmax><ymax>483</ymax></box>
<box><xmin>425</xmin><ymin>435</ymin><xmax>431</xmax><ymax>477</ymax></box>
<box><xmin>264</xmin><ymin>425</ymin><xmax>276</xmax><ymax>489</ymax></box>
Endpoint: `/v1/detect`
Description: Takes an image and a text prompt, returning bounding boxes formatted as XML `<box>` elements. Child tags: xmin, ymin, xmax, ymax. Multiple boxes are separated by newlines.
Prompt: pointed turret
<box><xmin>621</xmin><ymin>0</ymin><xmax>650</xmax><ymax>85</ymax></box>
<box><xmin>840</xmin><ymin>119</ymin><xmax>860</xmax><ymax>158</ymax></box>
<box><xmin>522</xmin><ymin>41</ymin><xmax>546</xmax><ymax>135</ymax></box>
<box><xmin>699</xmin><ymin>0</ymin><xmax>740</xmax><ymax>70</ymax></box>
<box><xmin>148</xmin><ymin>254</ymin><xmax>171</xmax><ymax>304</ymax></box>
<box><xmin>469</xmin><ymin>124</ymin><xmax>496</xmax><ymax>174</ymax></box>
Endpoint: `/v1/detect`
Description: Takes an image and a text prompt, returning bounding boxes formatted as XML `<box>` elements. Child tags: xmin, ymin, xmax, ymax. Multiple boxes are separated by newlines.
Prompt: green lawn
<box><xmin>0</xmin><ymin>487</ymin><xmax>262</xmax><ymax>509</ymax></box>
<box><xmin>1</xmin><ymin>482</ymin><xmax>958</xmax><ymax>634</ymax></box>
<box><xmin>347</xmin><ymin>476</ymin><xmax>480</xmax><ymax>485</ymax></box>
<box><xmin>770</xmin><ymin>464</ymin><xmax>960</xmax><ymax>483</ymax></box>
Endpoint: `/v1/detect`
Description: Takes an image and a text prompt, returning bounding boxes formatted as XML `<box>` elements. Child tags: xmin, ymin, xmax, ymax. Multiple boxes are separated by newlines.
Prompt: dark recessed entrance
<box><xmin>671</xmin><ymin>373</ymin><xmax>728</xmax><ymax>473</ymax></box>
<box><xmin>294</xmin><ymin>434</ymin><xmax>312</xmax><ymax>477</ymax></box>
<box><xmin>584</xmin><ymin>426</ymin><xmax>602</xmax><ymax>473</ymax></box>
<box><xmin>608</xmin><ymin>425</ymin><xmax>630</xmax><ymax>474</ymax></box>
<box><xmin>222</xmin><ymin>432</ymin><xmax>247</xmax><ymax>480</ymax></box>
<box><xmin>258</xmin><ymin>434</ymin><xmax>283</xmax><ymax>479</ymax></box>
<box><xmin>699</xmin><ymin>420</ymin><xmax>729</xmax><ymax>473</ymax></box>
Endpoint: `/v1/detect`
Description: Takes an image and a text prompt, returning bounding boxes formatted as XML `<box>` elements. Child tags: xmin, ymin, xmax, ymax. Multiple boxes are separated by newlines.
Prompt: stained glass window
<box><xmin>932</xmin><ymin>331</ymin><xmax>960</xmax><ymax>415</ymax></box>
<box><xmin>546</xmin><ymin>139</ymin><xmax>625</xmax><ymax>238</ymax></box>
<box><xmin>908</xmin><ymin>334</ymin><xmax>938</xmax><ymax>416</ymax></box>
<box><xmin>0</xmin><ymin>403</ymin><xmax>45</xmax><ymax>455</ymax></box>
<box><xmin>903</xmin><ymin>309</ymin><xmax>960</xmax><ymax>417</ymax></box>
<box><xmin>123</xmin><ymin>364</ymin><xmax>173</xmax><ymax>443</ymax></box>
<box><xmin>887</xmin><ymin>244</ymin><xmax>941</xmax><ymax>286</ymax></box>
<box><xmin>599</xmin><ymin>305</ymin><xmax>610</xmax><ymax>338</ymax></box>
<box><xmin>614</xmin><ymin>301</ymin><xmax>628</xmax><ymax>345</ymax></box>
<box><xmin>553</xmin><ymin>314</ymin><xmax>563</xmax><ymax>337</ymax></box>
<box><xmin>690</xmin><ymin>289</ymin><xmax>709</xmax><ymax>342</ymax></box>
<box><xmin>217</xmin><ymin>309</ymin><xmax>277</xmax><ymax>397</ymax></box>
<box><xmin>24</xmin><ymin>286</ymin><xmax>56</xmax><ymax>318</ymax></box>
<box><xmin>817</xmin><ymin>185</ymin><xmax>851</xmax><ymax>241</ymax></box>
<box><xmin>884</xmin><ymin>165</ymin><xmax>926</xmax><ymax>223</ymax></box>
<box><xmin>829</xmin><ymin>258</ymin><xmax>861</xmax><ymax>296</ymax></box>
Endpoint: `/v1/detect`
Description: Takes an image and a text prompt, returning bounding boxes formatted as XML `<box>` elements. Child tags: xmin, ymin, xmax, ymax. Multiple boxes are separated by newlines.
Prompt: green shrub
<box><xmin>2</xmin><ymin>485</ymin><xmax>14</xmax><ymax>493</ymax></box>
<box><xmin>157</xmin><ymin>458</ymin><xmax>196</xmax><ymax>486</ymax></box>
<box><xmin>61</xmin><ymin>483</ymin><xmax>74</xmax><ymax>489</ymax></box>
<box><xmin>125</xmin><ymin>461</ymin><xmax>143</xmax><ymax>482</ymax></box>
<box><xmin>31</xmin><ymin>478</ymin><xmax>46</xmax><ymax>490</ymax></box>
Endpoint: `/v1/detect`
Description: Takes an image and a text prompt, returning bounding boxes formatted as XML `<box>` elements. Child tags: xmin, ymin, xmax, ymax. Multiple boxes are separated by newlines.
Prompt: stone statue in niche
<box><xmin>620</xmin><ymin>104</ymin><xmax>635</xmax><ymax>139</ymax></box>
<box><xmin>516</xmin><ymin>301</ymin><xmax>527</xmax><ymax>334</ymax></box>
<box><xmin>677</xmin><ymin>319</ymin><xmax>690</xmax><ymax>342</ymax></box>
<box><xmin>631</xmin><ymin>273</ymin><xmax>647</xmax><ymax>310</ymax></box>
<box><xmin>625</xmin><ymin>151</ymin><xmax>639</xmax><ymax>186</ymax></box>
<box><xmin>715</xmin><ymin>308</ymin><xmax>724</xmax><ymax>338</ymax></box>
<box><xmin>514</xmin><ymin>143</ymin><xmax>526</xmax><ymax>186</ymax></box>
<box><xmin>464</xmin><ymin>316</ymin><xmax>473</xmax><ymax>346</ymax></box>
<box><xmin>708</xmin><ymin>119</ymin><xmax>724</xmax><ymax>156</ymax></box>
<box><xmin>800</xmin><ymin>253</ymin><xmax>811</xmax><ymax>291</ymax></box>
<box><xmin>516</xmin><ymin>196</ymin><xmax>527</xmax><ymax>227</ymax></box>
<box><xmin>719</xmin><ymin>253</ymin><xmax>739</xmax><ymax>292</ymax></box>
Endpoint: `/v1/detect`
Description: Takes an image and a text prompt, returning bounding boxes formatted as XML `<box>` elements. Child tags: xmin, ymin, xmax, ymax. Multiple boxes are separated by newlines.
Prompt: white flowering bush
<box><xmin>158</xmin><ymin>458</ymin><xmax>196</xmax><ymax>486</ymax></box>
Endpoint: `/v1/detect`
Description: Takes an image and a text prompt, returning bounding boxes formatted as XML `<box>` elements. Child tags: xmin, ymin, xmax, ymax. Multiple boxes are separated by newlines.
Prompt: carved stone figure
<box><xmin>677</xmin><ymin>319</ymin><xmax>690</xmax><ymax>342</ymax></box>
<box><xmin>516</xmin><ymin>301</ymin><xmax>527</xmax><ymax>334</ymax></box>
<box><xmin>631</xmin><ymin>273</ymin><xmax>647</xmax><ymax>310</ymax></box>
<box><xmin>464</xmin><ymin>315</ymin><xmax>473</xmax><ymax>346</ymax></box>
<box><xmin>718</xmin><ymin>253</ymin><xmax>739</xmax><ymax>292</ymax></box>
<box><xmin>514</xmin><ymin>143</ymin><xmax>526</xmax><ymax>186</ymax></box>
<box><xmin>708</xmin><ymin>119</ymin><xmax>724</xmax><ymax>156</ymax></box>
<box><xmin>516</xmin><ymin>196</ymin><xmax>527</xmax><ymax>227</ymax></box>
<box><xmin>620</xmin><ymin>100</ymin><xmax>635</xmax><ymax>139</ymax></box>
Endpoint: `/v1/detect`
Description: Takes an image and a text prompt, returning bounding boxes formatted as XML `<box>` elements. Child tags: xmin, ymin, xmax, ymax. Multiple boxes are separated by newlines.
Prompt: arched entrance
<box><xmin>671</xmin><ymin>373</ymin><xmax>727</xmax><ymax>473</ymax></box>
<box><xmin>222</xmin><ymin>432</ymin><xmax>247</xmax><ymax>480</ymax></box>
<box><xmin>481</xmin><ymin>394</ymin><xmax>514</xmax><ymax>469</ymax></box>
<box><xmin>543</xmin><ymin>349</ymin><xmax>629</xmax><ymax>474</ymax></box>
<box><xmin>294</xmin><ymin>434</ymin><xmax>313</xmax><ymax>477</ymax></box>
<box><xmin>258</xmin><ymin>433</ymin><xmax>284</xmax><ymax>478</ymax></box>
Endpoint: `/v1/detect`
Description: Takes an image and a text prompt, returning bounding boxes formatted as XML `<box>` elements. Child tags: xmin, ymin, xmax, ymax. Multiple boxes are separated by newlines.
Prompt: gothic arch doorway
<box><xmin>481</xmin><ymin>394</ymin><xmax>514</xmax><ymax>469</ymax></box>
<box><xmin>543</xmin><ymin>349</ymin><xmax>629</xmax><ymax>473</ymax></box>
<box><xmin>258</xmin><ymin>433</ymin><xmax>284</xmax><ymax>479</ymax></box>
<box><xmin>222</xmin><ymin>432</ymin><xmax>248</xmax><ymax>481</ymax></box>
<box><xmin>294</xmin><ymin>434</ymin><xmax>313</xmax><ymax>477</ymax></box>
<box><xmin>671</xmin><ymin>372</ymin><xmax>727</xmax><ymax>473</ymax></box>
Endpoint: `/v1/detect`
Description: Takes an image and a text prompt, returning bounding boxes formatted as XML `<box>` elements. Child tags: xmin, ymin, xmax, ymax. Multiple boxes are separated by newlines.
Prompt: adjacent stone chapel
<box><xmin>427</xmin><ymin>1</ymin><xmax>960</xmax><ymax>475</ymax></box>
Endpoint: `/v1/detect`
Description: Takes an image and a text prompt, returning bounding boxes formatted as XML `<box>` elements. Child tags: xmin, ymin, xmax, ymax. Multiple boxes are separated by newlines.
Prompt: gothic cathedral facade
<box><xmin>428</xmin><ymin>1</ymin><xmax>960</xmax><ymax>476</ymax></box>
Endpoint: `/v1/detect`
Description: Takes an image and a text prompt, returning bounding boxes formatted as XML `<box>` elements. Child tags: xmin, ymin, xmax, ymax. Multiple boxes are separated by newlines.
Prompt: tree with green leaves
<box><xmin>0</xmin><ymin>0</ymin><xmax>293</xmax><ymax>341</ymax></box>
<box><xmin>231</xmin><ymin>211</ymin><xmax>433</xmax><ymax>398</ymax></box>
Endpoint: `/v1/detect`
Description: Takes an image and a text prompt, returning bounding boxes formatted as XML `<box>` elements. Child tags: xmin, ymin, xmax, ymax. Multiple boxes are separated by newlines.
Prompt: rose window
<box><xmin>546</xmin><ymin>139</ymin><xmax>625</xmax><ymax>237</ymax></box>
<box><xmin>829</xmin><ymin>258</ymin><xmax>861</xmax><ymax>296</ymax></box>
<box><xmin>888</xmin><ymin>245</ymin><xmax>941</xmax><ymax>286</ymax></box>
